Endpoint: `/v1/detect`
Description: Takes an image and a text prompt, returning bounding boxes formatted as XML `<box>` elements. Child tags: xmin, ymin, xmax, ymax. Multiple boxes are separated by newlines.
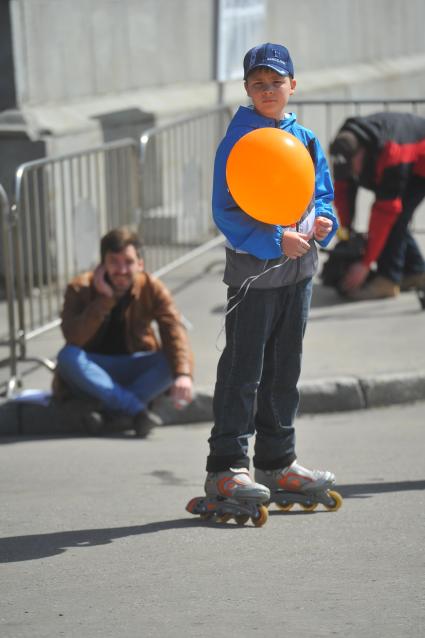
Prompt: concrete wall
<box><xmin>225</xmin><ymin>0</ymin><xmax>425</xmax><ymax>103</ymax></box>
<box><xmin>268</xmin><ymin>0</ymin><xmax>425</xmax><ymax>70</ymax></box>
<box><xmin>5</xmin><ymin>0</ymin><xmax>424</xmax><ymax>112</ymax></box>
<box><xmin>10</xmin><ymin>0</ymin><xmax>214</xmax><ymax>106</ymax></box>
<box><xmin>1</xmin><ymin>0</ymin><xmax>425</xmax><ymax>168</ymax></box>
<box><xmin>9</xmin><ymin>0</ymin><xmax>425</xmax><ymax>108</ymax></box>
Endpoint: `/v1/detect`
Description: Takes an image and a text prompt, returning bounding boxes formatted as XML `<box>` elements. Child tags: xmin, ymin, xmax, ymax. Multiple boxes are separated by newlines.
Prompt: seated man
<box><xmin>53</xmin><ymin>227</ymin><xmax>193</xmax><ymax>436</ymax></box>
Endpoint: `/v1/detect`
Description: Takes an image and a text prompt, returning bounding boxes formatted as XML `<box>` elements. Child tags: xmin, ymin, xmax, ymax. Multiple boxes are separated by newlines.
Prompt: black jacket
<box><xmin>333</xmin><ymin>112</ymin><xmax>425</xmax><ymax>266</ymax></box>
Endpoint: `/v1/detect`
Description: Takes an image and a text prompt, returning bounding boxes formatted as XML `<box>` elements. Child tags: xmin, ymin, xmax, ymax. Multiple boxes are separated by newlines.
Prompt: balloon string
<box><xmin>215</xmin><ymin>257</ymin><xmax>290</xmax><ymax>351</ymax></box>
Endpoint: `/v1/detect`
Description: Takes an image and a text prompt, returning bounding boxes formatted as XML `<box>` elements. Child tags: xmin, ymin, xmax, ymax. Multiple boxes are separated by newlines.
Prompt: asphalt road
<box><xmin>1</xmin><ymin>402</ymin><xmax>424</xmax><ymax>638</ymax></box>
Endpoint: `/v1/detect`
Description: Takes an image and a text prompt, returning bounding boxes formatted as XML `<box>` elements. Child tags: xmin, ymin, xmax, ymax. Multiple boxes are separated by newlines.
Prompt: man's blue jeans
<box><xmin>207</xmin><ymin>277</ymin><xmax>313</xmax><ymax>472</ymax></box>
<box><xmin>56</xmin><ymin>346</ymin><xmax>173</xmax><ymax>416</ymax></box>
<box><xmin>378</xmin><ymin>176</ymin><xmax>425</xmax><ymax>283</ymax></box>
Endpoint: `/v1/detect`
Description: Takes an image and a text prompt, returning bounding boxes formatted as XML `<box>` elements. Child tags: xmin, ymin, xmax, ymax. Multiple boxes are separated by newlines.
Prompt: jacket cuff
<box><xmin>174</xmin><ymin>371</ymin><xmax>192</xmax><ymax>379</ymax></box>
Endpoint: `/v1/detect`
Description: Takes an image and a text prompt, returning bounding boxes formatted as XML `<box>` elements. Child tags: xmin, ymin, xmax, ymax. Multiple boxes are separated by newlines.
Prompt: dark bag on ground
<box><xmin>0</xmin><ymin>396</ymin><xmax>84</xmax><ymax>436</ymax></box>
<box><xmin>320</xmin><ymin>232</ymin><xmax>367</xmax><ymax>292</ymax></box>
<box><xmin>0</xmin><ymin>392</ymin><xmax>105</xmax><ymax>436</ymax></box>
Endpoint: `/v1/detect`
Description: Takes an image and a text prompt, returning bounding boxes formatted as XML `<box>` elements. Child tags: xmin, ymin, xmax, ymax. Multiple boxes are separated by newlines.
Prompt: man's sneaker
<box><xmin>133</xmin><ymin>410</ymin><xmax>162</xmax><ymax>438</ymax></box>
<box><xmin>255</xmin><ymin>461</ymin><xmax>335</xmax><ymax>494</ymax></box>
<box><xmin>204</xmin><ymin>468</ymin><xmax>270</xmax><ymax>502</ymax></box>
<box><xmin>59</xmin><ymin>397</ymin><xmax>104</xmax><ymax>435</ymax></box>
<box><xmin>81</xmin><ymin>410</ymin><xmax>105</xmax><ymax>436</ymax></box>
<box><xmin>347</xmin><ymin>275</ymin><xmax>399</xmax><ymax>301</ymax></box>
<box><xmin>400</xmin><ymin>271</ymin><xmax>425</xmax><ymax>291</ymax></box>
<box><xmin>103</xmin><ymin>413</ymin><xmax>135</xmax><ymax>434</ymax></box>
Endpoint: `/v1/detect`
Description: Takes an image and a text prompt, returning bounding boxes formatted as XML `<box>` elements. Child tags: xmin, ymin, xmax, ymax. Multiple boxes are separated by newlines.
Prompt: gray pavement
<box><xmin>1</xmin><ymin>404</ymin><xmax>424</xmax><ymax>637</ymax></box>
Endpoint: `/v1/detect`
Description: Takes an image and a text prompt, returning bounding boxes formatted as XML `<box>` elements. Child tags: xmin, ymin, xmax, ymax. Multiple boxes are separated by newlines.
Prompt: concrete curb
<box><xmin>154</xmin><ymin>370</ymin><xmax>425</xmax><ymax>425</ymax></box>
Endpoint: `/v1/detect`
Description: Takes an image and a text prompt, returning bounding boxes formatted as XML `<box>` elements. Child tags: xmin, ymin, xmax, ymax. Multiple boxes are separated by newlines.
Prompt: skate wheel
<box><xmin>325</xmin><ymin>490</ymin><xmax>343</xmax><ymax>512</ymax></box>
<box><xmin>276</xmin><ymin>502</ymin><xmax>294</xmax><ymax>512</ymax></box>
<box><xmin>185</xmin><ymin>497</ymin><xmax>200</xmax><ymax>514</ymax></box>
<box><xmin>252</xmin><ymin>505</ymin><xmax>268</xmax><ymax>527</ymax></box>
<box><xmin>301</xmin><ymin>501</ymin><xmax>318</xmax><ymax>512</ymax></box>
<box><xmin>216</xmin><ymin>513</ymin><xmax>232</xmax><ymax>523</ymax></box>
<box><xmin>235</xmin><ymin>515</ymin><xmax>250</xmax><ymax>525</ymax></box>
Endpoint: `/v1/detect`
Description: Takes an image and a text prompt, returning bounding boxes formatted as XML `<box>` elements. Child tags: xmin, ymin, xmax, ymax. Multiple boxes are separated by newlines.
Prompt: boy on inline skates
<box><xmin>187</xmin><ymin>43</ymin><xmax>341</xmax><ymax>526</ymax></box>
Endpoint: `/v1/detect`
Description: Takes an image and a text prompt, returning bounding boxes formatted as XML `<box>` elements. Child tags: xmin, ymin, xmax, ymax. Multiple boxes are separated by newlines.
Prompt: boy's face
<box><xmin>245</xmin><ymin>68</ymin><xmax>296</xmax><ymax>120</ymax></box>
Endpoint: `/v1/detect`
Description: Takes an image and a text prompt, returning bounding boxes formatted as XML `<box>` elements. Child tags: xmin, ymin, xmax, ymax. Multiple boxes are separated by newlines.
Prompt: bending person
<box><xmin>329</xmin><ymin>111</ymin><xmax>425</xmax><ymax>300</ymax></box>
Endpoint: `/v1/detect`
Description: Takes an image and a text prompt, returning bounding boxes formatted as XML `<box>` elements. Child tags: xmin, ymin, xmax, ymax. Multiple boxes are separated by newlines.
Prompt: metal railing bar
<box><xmin>14</xmin><ymin>138</ymin><xmax>138</xmax><ymax>193</ymax></box>
<box><xmin>140</xmin><ymin>106</ymin><xmax>233</xmax><ymax>155</ymax></box>
<box><xmin>290</xmin><ymin>98</ymin><xmax>425</xmax><ymax>106</ymax></box>
<box><xmin>33</xmin><ymin>167</ymin><xmax>44</xmax><ymax>327</ymax></box>
<box><xmin>0</xmin><ymin>185</ymin><xmax>18</xmax><ymax>390</ymax></box>
<box><xmin>152</xmin><ymin>234</ymin><xmax>225</xmax><ymax>279</ymax></box>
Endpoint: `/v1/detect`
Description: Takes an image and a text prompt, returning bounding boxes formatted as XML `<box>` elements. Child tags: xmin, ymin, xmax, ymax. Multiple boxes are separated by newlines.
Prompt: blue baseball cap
<box><xmin>243</xmin><ymin>43</ymin><xmax>294</xmax><ymax>80</ymax></box>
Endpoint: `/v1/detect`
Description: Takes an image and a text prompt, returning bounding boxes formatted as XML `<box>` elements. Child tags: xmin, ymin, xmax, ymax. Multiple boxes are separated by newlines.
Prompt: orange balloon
<box><xmin>226</xmin><ymin>128</ymin><xmax>315</xmax><ymax>226</ymax></box>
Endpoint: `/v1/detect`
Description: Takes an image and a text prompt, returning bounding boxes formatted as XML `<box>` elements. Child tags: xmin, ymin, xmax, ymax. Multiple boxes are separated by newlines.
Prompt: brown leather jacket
<box><xmin>52</xmin><ymin>270</ymin><xmax>194</xmax><ymax>399</ymax></box>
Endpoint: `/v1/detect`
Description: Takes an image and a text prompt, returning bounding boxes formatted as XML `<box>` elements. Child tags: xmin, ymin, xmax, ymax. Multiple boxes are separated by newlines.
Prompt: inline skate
<box><xmin>186</xmin><ymin>468</ymin><xmax>270</xmax><ymax>526</ymax></box>
<box><xmin>255</xmin><ymin>461</ymin><xmax>343</xmax><ymax>512</ymax></box>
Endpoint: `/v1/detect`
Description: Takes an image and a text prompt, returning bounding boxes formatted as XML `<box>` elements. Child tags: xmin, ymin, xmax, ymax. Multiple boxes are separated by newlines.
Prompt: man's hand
<box><xmin>93</xmin><ymin>265</ymin><xmax>114</xmax><ymax>298</ymax></box>
<box><xmin>341</xmin><ymin>261</ymin><xmax>369</xmax><ymax>292</ymax></box>
<box><xmin>171</xmin><ymin>375</ymin><xmax>193</xmax><ymax>409</ymax></box>
<box><xmin>313</xmin><ymin>216</ymin><xmax>333</xmax><ymax>241</ymax></box>
<box><xmin>281</xmin><ymin>231</ymin><xmax>311</xmax><ymax>259</ymax></box>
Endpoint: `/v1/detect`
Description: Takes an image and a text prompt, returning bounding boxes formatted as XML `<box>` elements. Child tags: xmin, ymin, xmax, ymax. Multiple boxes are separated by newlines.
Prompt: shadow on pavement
<box><xmin>0</xmin><ymin>517</ymin><xmax>249</xmax><ymax>563</ymax></box>
<box><xmin>338</xmin><ymin>479</ymin><xmax>425</xmax><ymax>499</ymax></box>
<box><xmin>0</xmin><ymin>433</ymin><xmax>145</xmax><ymax>445</ymax></box>
<box><xmin>1</xmin><ymin>480</ymin><xmax>424</xmax><ymax>563</ymax></box>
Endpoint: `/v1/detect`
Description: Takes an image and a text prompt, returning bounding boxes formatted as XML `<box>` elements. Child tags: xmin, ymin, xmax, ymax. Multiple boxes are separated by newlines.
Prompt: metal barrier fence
<box><xmin>13</xmin><ymin>137</ymin><xmax>141</xmax><ymax>335</ymax></box>
<box><xmin>291</xmin><ymin>98</ymin><xmax>425</xmax><ymax>147</ymax></box>
<box><xmin>139</xmin><ymin>105</ymin><xmax>232</xmax><ymax>275</ymax></box>
<box><xmin>1</xmin><ymin>138</ymin><xmax>142</xmax><ymax>395</ymax></box>
<box><xmin>0</xmin><ymin>105</ymin><xmax>233</xmax><ymax>395</ymax></box>
<box><xmin>0</xmin><ymin>184</ymin><xmax>19</xmax><ymax>393</ymax></box>
<box><xmin>1</xmin><ymin>99</ymin><xmax>425</xmax><ymax>395</ymax></box>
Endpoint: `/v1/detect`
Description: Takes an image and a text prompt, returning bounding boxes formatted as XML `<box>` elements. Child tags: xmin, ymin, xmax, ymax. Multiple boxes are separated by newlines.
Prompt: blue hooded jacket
<box><xmin>212</xmin><ymin>106</ymin><xmax>337</xmax><ymax>265</ymax></box>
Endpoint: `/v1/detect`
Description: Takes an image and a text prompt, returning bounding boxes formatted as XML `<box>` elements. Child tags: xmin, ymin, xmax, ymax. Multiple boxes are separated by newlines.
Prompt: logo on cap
<box><xmin>244</xmin><ymin>42</ymin><xmax>294</xmax><ymax>79</ymax></box>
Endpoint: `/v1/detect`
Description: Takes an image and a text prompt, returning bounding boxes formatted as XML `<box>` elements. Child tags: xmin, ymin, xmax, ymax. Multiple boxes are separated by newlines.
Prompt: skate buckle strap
<box><xmin>277</xmin><ymin>471</ymin><xmax>313</xmax><ymax>491</ymax></box>
<box><xmin>217</xmin><ymin>469</ymin><xmax>251</xmax><ymax>497</ymax></box>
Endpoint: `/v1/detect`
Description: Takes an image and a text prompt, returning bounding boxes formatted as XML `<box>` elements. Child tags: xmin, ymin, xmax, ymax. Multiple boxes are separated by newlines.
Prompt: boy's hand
<box><xmin>281</xmin><ymin>231</ymin><xmax>311</xmax><ymax>259</ymax></box>
<box><xmin>313</xmin><ymin>216</ymin><xmax>333</xmax><ymax>241</ymax></box>
<box><xmin>93</xmin><ymin>265</ymin><xmax>114</xmax><ymax>298</ymax></box>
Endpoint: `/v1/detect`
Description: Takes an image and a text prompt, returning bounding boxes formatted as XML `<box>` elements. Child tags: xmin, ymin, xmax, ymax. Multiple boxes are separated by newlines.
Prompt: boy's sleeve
<box><xmin>212</xmin><ymin>134</ymin><xmax>284</xmax><ymax>260</ymax></box>
<box><xmin>310</xmin><ymin>136</ymin><xmax>338</xmax><ymax>247</ymax></box>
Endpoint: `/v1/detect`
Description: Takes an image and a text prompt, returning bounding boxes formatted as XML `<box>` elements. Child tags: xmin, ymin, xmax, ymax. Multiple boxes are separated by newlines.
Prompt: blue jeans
<box><xmin>56</xmin><ymin>346</ymin><xmax>173</xmax><ymax>416</ymax></box>
<box><xmin>207</xmin><ymin>277</ymin><xmax>313</xmax><ymax>472</ymax></box>
<box><xmin>378</xmin><ymin>176</ymin><xmax>425</xmax><ymax>283</ymax></box>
